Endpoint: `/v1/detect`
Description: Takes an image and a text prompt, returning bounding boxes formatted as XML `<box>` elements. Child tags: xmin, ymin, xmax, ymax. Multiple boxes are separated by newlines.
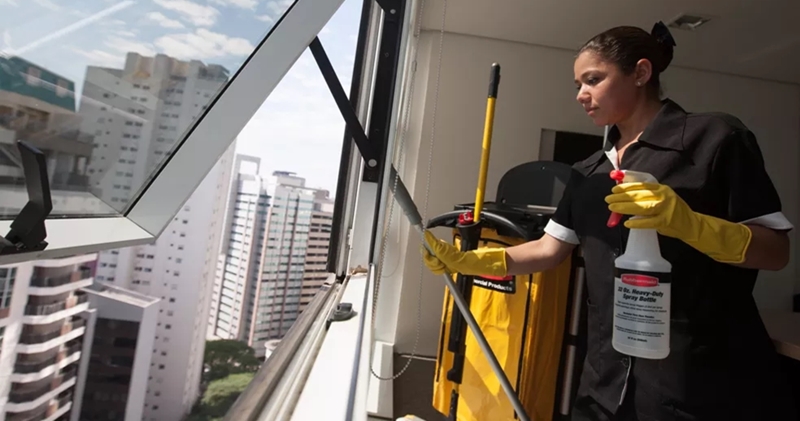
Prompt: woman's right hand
<box><xmin>419</xmin><ymin>230</ymin><xmax>508</xmax><ymax>277</ymax></box>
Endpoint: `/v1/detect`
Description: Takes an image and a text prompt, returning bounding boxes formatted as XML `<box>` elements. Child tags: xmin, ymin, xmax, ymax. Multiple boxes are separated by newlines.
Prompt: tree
<box><xmin>187</xmin><ymin>372</ymin><xmax>255</xmax><ymax>421</ymax></box>
<box><xmin>203</xmin><ymin>340</ymin><xmax>261</xmax><ymax>383</ymax></box>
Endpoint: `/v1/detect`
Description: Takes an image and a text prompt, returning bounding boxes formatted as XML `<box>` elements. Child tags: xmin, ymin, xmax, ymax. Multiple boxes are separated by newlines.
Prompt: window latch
<box><xmin>0</xmin><ymin>140</ymin><xmax>53</xmax><ymax>256</ymax></box>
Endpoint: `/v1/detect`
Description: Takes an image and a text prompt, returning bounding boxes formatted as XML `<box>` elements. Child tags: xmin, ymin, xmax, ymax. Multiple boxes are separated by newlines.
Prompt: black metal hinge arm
<box><xmin>1</xmin><ymin>140</ymin><xmax>52</xmax><ymax>255</ymax></box>
<box><xmin>309</xmin><ymin>37</ymin><xmax>379</xmax><ymax>169</ymax></box>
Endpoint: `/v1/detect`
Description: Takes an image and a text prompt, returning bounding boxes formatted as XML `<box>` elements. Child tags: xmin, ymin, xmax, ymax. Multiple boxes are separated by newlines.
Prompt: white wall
<box><xmin>129</xmin><ymin>300</ymin><xmax>158</xmax><ymax>421</ymax></box>
<box><xmin>381</xmin><ymin>31</ymin><xmax>800</xmax><ymax>357</ymax></box>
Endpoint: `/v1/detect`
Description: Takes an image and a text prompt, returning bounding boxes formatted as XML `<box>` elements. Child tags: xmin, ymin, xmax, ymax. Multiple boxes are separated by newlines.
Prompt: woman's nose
<box><xmin>576</xmin><ymin>89</ymin><xmax>589</xmax><ymax>104</ymax></box>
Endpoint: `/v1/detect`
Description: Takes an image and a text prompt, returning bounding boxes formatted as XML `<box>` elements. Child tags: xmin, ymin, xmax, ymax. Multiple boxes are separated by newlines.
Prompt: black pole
<box><xmin>325</xmin><ymin>0</ymin><xmax>374</xmax><ymax>279</ymax></box>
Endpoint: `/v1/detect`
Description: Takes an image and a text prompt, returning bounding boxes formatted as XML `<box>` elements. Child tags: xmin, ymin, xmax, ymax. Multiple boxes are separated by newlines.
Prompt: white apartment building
<box><xmin>77</xmin><ymin>52</ymin><xmax>236</xmax><ymax>421</ymax></box>
<box><xmin>208</xmin><ymin>164</ymin><xmax>334</xmax><ymax>357</ymax></box>
<box><xmin>0</xmin><ymin>255</ymin><xmax>95</xmax><ymax>421</ymax></box>
<box><xmin>208</xmin><ymin>155</ymin><xmax>270</xmax><ymax>343</ymax></box>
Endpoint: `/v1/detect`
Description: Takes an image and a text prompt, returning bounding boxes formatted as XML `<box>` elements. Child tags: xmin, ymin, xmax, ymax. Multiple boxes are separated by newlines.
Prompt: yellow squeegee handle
<box><xmin>473</xmin><ymin>63</ymin><xmax>500</xmax><ymax>223</ymax></box>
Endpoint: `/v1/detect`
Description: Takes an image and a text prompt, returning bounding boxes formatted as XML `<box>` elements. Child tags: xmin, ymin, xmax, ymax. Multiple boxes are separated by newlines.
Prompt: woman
<box><xmin>421</xmin><ymin>22</ymin><xmax>796</xmax><ymax>421</ymax></box>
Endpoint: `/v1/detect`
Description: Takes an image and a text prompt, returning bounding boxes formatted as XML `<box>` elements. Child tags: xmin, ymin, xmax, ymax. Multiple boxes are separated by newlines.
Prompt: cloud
<box><xmin>154</xmin><ymin>29</ymin><xmax>254</xmax><ymax>60</ymax></box>
<box><xmin>0</xmin><ymin>0</ymin><xmax>18</xmax><ymax>6</ymax></box>
<box><xmin>152</xmin><ymin>0</ymin><xmax>219</xmax><ymax>27</ymax></box>
<box><xmin>146</xmin><ymin>11</ymin><xmax>185</xmax><ymax>29</ymax></box>
<box><xmin>255</xmin><ymin>14</ymin><xmax>273</xmax><ymax>23</ymax></box>
<box><xmin>101</xmin><ymin>19</ymin><xmax>127</xmax><ymax>26</ymax></box>
<box><xmin>33</xmin><ymin>0</ymin><xmax>61</xmax><ymax>11</ymax></box>
<box><xmin>114</xmin><ymin>28</ymin><xmax>139</xmax><ymax>38</ymax></box>
<box><xmin>71</xmin><ymin>47</ymin><xmax>126</xmax><ymax>68</ymax></box>
<box><xmin>263</xmin><ymin>0</ymin><xmax>292</xmax><ymax>19</ymax></box>
<box><xmin>2</xmin><ymin>31</ymin><xmax>12</xmax><ymax>51</ymax></box>
<box><xmin>210</xmin><ymin>0</ymin><xmax>258</xmax><ymax>10</ymax></box>
<box><xmin>105</xmin><ymin>36</ymin><xmax>157</xmax><ymax>56</ymax></box>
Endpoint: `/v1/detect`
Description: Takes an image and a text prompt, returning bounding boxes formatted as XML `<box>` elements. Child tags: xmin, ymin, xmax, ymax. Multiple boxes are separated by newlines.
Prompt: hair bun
<box><xmin>650</xmin><ymin>21</ymin><xmax>676</xmax><ymax>72</ymax></box>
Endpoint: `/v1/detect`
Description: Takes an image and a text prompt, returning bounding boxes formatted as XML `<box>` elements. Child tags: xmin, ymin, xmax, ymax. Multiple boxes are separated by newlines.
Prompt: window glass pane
<box><xmin>0</xmin><ymin>0</ymin><xmax>295</xmax><ymax>218</ymax></box>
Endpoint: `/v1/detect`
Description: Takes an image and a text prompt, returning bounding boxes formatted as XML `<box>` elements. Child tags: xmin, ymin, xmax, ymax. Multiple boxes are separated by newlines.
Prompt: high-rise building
<box><xmin>300</xmin><ymin>191</ymin><xmax>334</xmax><ymax>312</ymax></box>
<box><xmin>78</xmin><ymin>284</ymin><xmax>159</xmax><ymax>421</ymax></box>
<box><xmin>0</xmin><ymin>256</ymin><xmax>94</xmax><ymax>421</ymax></box>
<box><xmin>207</xmin><ymin>163</ymin><xmax>333</xmax><ymax>357</ymax></box>
<box><xmin>78</xmin><ymin>52</ymin><xmax>236</xmax><ymax>421</ymax></box>
<box><xmin>207</xmin><ymin>155</ymin><xmax>270</xmax><ymax>343</ymax></box>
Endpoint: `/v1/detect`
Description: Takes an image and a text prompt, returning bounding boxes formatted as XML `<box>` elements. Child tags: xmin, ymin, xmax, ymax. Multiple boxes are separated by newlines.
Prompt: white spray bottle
<box><xmin>609</xmin><ymin>169</ymin><xmax>673</xmax><ymax>360</ymax></box>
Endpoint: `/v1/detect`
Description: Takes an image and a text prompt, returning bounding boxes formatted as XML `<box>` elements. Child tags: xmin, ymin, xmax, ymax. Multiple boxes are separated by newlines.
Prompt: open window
<box><xmin>0</xmin><ymin>0</ymin><xmax>349</xmax><ymax>264</ymax></box>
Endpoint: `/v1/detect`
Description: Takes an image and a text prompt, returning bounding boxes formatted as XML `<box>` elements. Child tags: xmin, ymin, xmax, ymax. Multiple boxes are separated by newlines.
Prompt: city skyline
<box><xmin>0</xmin><ymin>0</ymin><xmax>362</xmax><ymax>196</ymax></box>
<box><xmin>0</xmin><ymin>1</ymin><xmax>360</xmax><ymax>418</ymax></box>
<box><xmin>207</xmin><ymin>156</ymin><xmax>334</xmax><ymax>357</ymax></box>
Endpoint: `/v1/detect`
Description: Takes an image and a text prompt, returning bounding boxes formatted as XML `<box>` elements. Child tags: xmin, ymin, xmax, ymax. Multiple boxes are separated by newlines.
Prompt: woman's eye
<box><xmin>587</xmin><ymin>77</ymin><xmax>599</xmax><ymax>85</ymax></box>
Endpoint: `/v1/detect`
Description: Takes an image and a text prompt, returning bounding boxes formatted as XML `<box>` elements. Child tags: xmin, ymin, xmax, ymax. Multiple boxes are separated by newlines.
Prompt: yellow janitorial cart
<box><xmin>424</xmin><ymin>63</ymin><xmax>584</xmax><ymax>421</ymax></box>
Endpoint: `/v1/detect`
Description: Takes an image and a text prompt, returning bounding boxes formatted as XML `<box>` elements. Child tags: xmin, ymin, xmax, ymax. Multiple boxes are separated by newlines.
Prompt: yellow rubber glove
<box><xmin>420</xmin><ymin>230</ymin><xmax>508</xmax><ymax>277</ymax></box>
<box><xmin>605</xmin><ymin>182</ymin><xmax>752</xmax><ymax>264</ymax></box>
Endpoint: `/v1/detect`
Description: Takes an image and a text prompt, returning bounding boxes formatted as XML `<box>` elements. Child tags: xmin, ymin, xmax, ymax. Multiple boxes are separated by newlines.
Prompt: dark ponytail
<box><xmin>579</xmin><ymin>21</ymin><xmax>677</xmax><ymax>96</ymax></box>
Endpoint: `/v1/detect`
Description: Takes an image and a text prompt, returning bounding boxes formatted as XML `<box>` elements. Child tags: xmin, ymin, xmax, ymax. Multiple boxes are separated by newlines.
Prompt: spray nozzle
<box><xmin>606</xmin><ymin>170</ymin><xmax>659</xmax><ymax>228</ymax></box>
<box><xmin>607</xmin><ymin>170</ymin><xmax>626</xmax><ymax>227</ymax></box>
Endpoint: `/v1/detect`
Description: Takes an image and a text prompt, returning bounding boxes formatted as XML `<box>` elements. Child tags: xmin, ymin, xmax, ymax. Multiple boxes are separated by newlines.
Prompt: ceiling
<box><xmin>419</xmin><ymin>0</ymin><xmax>800</xmax><ymax>84</ymax></box>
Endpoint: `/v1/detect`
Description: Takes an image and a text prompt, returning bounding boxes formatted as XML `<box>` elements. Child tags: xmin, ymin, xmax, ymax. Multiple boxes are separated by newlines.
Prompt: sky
<box><xmin>0</xmin><ymin>0</ymin><xmax>361</xmax><ymax>195</ymax></box>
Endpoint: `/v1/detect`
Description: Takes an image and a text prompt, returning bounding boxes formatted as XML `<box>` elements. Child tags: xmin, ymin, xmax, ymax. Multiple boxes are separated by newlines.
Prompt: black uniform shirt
<box><xmin>544</xmin><ymin>99</ymin><xmax>796</xmax><ymax>420</ymax></box>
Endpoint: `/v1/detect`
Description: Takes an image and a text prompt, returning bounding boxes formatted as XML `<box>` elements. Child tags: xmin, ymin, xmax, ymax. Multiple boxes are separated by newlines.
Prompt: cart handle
<box><xmin>426</xmin><ymin>210</ymin><xmax>531</xmax><ymax>241</ymax></box>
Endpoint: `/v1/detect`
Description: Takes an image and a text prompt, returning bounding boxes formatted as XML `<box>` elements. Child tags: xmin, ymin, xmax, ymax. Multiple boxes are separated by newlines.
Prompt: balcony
<box><xmin>24</xmin><ymin>293</ymin><xmax>88</xmax><ymax>316</ymax></box>
<box><xmin>22</xmin><ymin>292</ymin><xmax>89</xmax><ymax>326</ymax></box>
<box><xmin>14</xmin><ymin>341</ymin><xmax>82</xmax><ymax>378</ymax></box>
<box><xmin>30</xmin><ymin>267</ymin><xmax>92</xmax><ymax>288</ymax></box>
<box><xmin>6</xmin><ymin>391</ymin><xmax>72</xmax><ymax>421</ymax></box>
<box><xmin>29</xmin><ymin>267</ymin><xmax>93</xmax><ymax>296</ymax></box>
<box><xmin>18</xmin><ymin>317</ymin><xmax>85</xmax><ymax>345</ymax></box>
<box><xmin>8</xmin><ymin>367</ymin><xmax>78</xmax><ymax>405</ymax></box>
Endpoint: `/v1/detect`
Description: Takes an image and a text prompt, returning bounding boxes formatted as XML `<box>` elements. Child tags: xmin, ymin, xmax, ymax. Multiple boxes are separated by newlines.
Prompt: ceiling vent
<box><xmin>667</xmin><ymin>14</ymin><xmax>712</xmax><ymax>31</ymax></box>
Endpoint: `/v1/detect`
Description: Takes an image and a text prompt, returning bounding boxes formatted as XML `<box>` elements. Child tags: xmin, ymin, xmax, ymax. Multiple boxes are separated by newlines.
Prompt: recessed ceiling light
<box><xmin>667</xmin><ymin>14</ymin><xmax>712</xmax><ymax>31</ymax></box>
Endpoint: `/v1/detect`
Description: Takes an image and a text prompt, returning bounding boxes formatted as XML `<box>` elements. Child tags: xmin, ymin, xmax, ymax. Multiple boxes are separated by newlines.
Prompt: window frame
<box><xmin>0</xmin><ymin>0</ymin><xmax>347</xmax><ymax>265</ymax></box>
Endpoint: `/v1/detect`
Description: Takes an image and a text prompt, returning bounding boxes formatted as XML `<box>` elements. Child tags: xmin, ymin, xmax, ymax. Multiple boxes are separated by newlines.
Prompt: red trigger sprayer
<box><xmin>607</xmin><ymin>169</ymin><xmax>626</xmax><ymax>227</ymax></box>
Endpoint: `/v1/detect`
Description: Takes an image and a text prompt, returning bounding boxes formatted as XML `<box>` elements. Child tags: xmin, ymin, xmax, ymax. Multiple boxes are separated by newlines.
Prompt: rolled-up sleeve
<box><xmin>545</xmin><ymin>169</ymin><xmax>582</xmax><ymax>245</ymax></box>
<box><xmin>712</xmin><ymin>129</ymin><xmax>794</xmax><ymax>231</ymax></box>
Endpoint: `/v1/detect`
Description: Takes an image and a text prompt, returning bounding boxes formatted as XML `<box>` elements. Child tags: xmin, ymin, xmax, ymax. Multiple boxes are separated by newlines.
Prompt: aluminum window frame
<box><xmin>0</xmin><ymin>0</ymin><xmax>346</xmax><ymax>265</ymax></box>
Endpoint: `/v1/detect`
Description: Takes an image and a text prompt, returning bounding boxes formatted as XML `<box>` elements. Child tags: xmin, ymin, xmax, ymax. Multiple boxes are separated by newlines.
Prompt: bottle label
<box><xmin>613</xmin><ymin>268</ymin><xmax>671</xmax><ymax>353</ymax></box>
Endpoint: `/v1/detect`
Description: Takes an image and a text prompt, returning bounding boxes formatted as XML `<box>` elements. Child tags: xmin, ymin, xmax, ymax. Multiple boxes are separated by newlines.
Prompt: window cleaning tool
<box><xmin>443</xmin><ymin>62</ymin><xmax>501</xmax><ymax>421</ymax></box>
<box><xmin>609</xmin><ymin>170</ymin><xmax>672</xmax><ymax>360</ymax></box>
<box><xmin>389</xmin><ymin>170</ymin><xmax>531</xmax><ymax>421</ymax></box>
<box><xmin>387</xmin><ymin>63</ymin><xmax>530</xmax><ymax>421</ymax></box>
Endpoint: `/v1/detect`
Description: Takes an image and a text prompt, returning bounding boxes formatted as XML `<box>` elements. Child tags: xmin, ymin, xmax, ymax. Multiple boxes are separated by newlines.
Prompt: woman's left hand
<box><xmin>604</xmin><ymin>182</ymin><xmax>694</xmax><ymax>239</ymax></box>
<box><xmin>605</xmin><ymin>182</ymin><xmax>752</xmax><ymax>263</ymax></box>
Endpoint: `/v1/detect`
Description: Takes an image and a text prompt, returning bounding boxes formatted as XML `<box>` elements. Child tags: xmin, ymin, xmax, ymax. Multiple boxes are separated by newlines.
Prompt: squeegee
<box><xmin>389</xmin><ymin>64</ymin><xmax>530</xmax><ymax>421</ymax></box>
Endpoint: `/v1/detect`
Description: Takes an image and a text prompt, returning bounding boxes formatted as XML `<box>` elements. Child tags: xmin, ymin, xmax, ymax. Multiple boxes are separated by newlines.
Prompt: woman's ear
<box><xmin>634</xmin><ymin>59</ymin><xmax>653</xmax><ymax>87</ymax></box>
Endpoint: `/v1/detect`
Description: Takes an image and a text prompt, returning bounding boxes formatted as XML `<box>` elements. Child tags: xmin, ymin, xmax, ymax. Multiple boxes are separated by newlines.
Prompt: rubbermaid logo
<box><xmin>621</xmin><ymin>274</ymin><xmax>658</xmax><ymax>287</ymax></box>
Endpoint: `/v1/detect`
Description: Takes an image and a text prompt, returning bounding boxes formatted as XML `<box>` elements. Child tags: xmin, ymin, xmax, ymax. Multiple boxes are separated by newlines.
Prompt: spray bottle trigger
<box><xmin>607</xmin><ymin>170</ymin><xmax>626</xmax><ymax>227</ymax></box>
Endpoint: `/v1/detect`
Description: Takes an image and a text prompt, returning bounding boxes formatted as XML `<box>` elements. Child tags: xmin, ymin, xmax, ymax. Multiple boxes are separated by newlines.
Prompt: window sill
<box><xmin>0</xmin><ymin>217</ymin><xmax>153</xmax><ymax>265</ymax></box>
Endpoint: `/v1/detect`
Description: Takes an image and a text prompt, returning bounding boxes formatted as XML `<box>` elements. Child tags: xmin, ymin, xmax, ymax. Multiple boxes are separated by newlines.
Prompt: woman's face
<box><xmin>573</xmin><ymin>50</ymin><xmax>639</xmax><ymax>126</ymax></box>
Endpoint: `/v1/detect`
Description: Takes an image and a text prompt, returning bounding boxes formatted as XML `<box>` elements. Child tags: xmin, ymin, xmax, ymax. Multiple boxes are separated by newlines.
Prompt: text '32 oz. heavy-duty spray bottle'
<box><xmin>608</xmin><ymin>170</ymin><xmax>673</xmax><ymax>360</ymax></box>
